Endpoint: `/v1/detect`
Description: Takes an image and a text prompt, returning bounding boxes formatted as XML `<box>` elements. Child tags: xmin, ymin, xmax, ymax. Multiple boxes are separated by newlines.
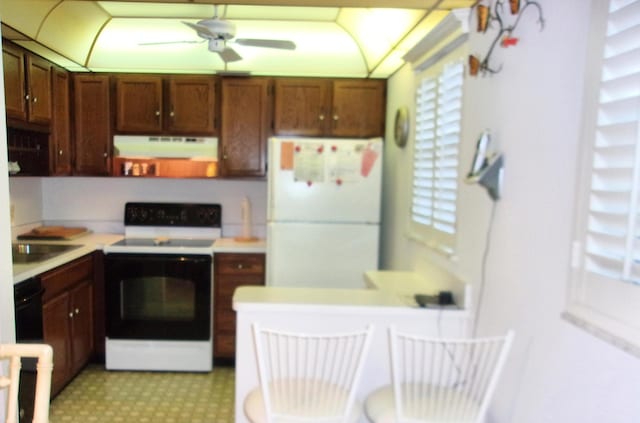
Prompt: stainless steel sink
<box><xmin>12</xmin><ymin>243</ymin><xmax>82</xmax><ymax>264</ymax></box>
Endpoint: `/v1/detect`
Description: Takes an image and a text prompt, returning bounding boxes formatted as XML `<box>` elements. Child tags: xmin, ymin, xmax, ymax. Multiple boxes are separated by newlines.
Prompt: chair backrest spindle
<box><xmin>250</xmin><ymin>323</ymin><xmax>374</xmax><ymax>423</ymax></box>
<box><xmin>389</xmin><ymin>326</ymin><xmax>514</xmax><ymax>423</ymax></box>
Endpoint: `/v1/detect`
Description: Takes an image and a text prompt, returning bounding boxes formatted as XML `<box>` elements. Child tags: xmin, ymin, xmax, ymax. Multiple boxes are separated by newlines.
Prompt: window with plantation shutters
<box><xmin>567</xmin><ymin>0</ymin><xmax>640</xmax><ymax>355</ymax></box>
<box><xmin>410</xmin><ymin>61</ymin><xmax>464</xmax><ymax>254</ymax></box>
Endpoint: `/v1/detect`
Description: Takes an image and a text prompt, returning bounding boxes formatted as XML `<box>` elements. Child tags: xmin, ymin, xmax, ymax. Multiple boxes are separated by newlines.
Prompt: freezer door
<box><xmin>267</xmin><ymin>222</ymin><xmax>379</xmax><ymax>289</ymax></box>
<box><xmin>268</xmin><ymin>137</ymin><xmax>382</xmax><ymax>223</ymax></box>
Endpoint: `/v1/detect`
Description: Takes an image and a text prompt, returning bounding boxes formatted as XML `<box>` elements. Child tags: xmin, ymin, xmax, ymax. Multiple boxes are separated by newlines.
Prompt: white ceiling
<box><xmin>0</xmin><ymin>0</ymin><xmax>474</xmax><ymax>78</ymax></box>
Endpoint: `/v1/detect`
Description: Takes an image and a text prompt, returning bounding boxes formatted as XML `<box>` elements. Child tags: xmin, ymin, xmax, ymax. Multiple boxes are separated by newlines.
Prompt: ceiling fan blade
<box><xmin>219</xmin><ymin>47</ymin><xmax>242</xmax><ymax>63</ymax></box>
<box><xmin>234</xmin><ymin>39</ymin><xmax>296</xmax><ymax>50</ymax></box>
<box><xmin>139</xmin><ymin>40</ymin><xmax>204</xmax><ymax>46</ymax></box>
<box><xmin>182</xmin><ymin>21</ymin><xmax>216</xmax><ymax>38</ymax></box>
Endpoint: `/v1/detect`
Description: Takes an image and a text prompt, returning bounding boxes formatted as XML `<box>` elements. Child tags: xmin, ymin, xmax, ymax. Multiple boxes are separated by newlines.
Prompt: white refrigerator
<box><xmin>267</xmin><ymin>136</ymin><xmax>383</xmax><ymax>289</ymax></box>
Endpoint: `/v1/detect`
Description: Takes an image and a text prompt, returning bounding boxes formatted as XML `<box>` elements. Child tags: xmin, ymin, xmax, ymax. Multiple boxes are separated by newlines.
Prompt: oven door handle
<box><xmin>107</xmin><ymin>254</ymin><xmax>212</xmax><ymax>264</ymax></box>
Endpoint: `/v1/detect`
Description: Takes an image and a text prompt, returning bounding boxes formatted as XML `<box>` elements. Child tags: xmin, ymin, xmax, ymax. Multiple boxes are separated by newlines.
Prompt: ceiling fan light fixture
<box><xmin>197</xmin><ymin>18</ymin><xmax>236</xmax><ymax>40</ymax></box>
<box><xmin>208</xmin><ymin>39</ymin><xmax>225</xmax><ymax>52</ymax></box>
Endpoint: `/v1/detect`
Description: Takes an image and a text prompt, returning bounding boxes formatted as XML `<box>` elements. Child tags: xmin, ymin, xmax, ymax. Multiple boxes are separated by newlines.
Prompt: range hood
<box><xmin>112</xmin><ymin>135</ymin><xmax>219</xmax><ymax>178</ymax></box>
<box><xmin>113</xmin><ymin>135</ymin><xmax>218</xmax><ymax>159</ymax></box>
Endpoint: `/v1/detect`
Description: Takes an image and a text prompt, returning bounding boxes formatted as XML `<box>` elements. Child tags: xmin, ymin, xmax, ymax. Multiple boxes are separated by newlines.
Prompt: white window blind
<box><xmin>568</xmin><ymin>0</ymin><xmax>640</xmax><ymax>354</ymax></box>
<box><xmin>586</xmin><ymin>0</ymin><xmax>640</xmax><ymax>285</ymax></box>
<box><xmin>411</xmin><ymin>61</ymin><xmax>464</xmax><ymax>252</ymax></box>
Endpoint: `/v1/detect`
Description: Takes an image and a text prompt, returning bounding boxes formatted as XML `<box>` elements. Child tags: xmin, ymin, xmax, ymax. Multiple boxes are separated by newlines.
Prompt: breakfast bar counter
<box><xmin>232</xmin><ymin>271</ymin><xmax>471</xmax><ymax>423</ymax></box>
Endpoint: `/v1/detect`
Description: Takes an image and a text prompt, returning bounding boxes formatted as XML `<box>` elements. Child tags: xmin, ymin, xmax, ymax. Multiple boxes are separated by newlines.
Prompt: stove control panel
<box><xmin>124</xmin><ymin>202</ymin><xmax>221</xmax><ymax>227</ymax></box>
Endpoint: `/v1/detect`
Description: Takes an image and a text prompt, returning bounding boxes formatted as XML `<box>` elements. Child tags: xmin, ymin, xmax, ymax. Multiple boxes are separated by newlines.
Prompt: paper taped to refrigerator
<box><xmin>294</xmin><ymin>142</ymin><xmax>325</xmax><ymax>183</ymax></box>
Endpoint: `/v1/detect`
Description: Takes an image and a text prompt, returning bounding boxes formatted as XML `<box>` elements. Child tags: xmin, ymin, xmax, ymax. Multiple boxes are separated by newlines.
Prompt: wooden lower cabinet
<box><xmin>41</xmin><ymin>254</ymin><xmax>94</xmax><ymax>396</ymax></box>
<box><xmin>214</xmin><ymin>253</ymin><xmax>265</xmax><ymax>359</ymax></box>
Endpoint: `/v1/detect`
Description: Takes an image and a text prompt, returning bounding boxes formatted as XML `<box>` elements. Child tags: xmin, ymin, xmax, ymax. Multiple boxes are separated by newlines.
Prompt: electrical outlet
<box><xmin>10</xmin><ymin>203</ymin><xmax>15</xmax><ymax>225</ymax></box>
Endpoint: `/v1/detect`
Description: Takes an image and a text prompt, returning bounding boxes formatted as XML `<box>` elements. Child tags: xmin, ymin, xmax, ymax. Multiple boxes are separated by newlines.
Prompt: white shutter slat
<box><xmin>599</xmin><ymin>71</ymin><xmax>640</xmax><ymax>103</ymax></box>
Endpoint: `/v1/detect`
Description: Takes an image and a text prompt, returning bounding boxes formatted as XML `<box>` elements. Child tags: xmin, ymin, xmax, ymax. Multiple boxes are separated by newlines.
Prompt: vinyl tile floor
<box><xmin>49</xmin><ymin>363</ymin><xmax>235</xmax><ymax>423</ymax></box>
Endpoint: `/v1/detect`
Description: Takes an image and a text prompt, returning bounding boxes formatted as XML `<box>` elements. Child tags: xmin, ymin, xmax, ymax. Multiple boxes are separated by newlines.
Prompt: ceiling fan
<box><xmin>179</xmin><ymin>11</ymin><xmax>296</xmax><ymax>63</ymax></box>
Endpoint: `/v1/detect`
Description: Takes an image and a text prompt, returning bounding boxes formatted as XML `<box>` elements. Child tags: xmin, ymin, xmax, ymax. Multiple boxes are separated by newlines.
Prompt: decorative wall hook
<box><xmin>469</xmin><ymin>0</ymin><xmax>544</xmax><ymax>76</ymax></box>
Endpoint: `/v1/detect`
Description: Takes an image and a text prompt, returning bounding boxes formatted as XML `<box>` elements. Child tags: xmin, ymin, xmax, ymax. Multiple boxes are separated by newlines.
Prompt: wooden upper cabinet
<box><xmin>273</xmin><ymin>78</ymin><xmax>330</xmax><ymax>136</ymax></box>
<box><xmin>331</xmin><ymin>79</ymin><xmax>385</xmax><ymax>137</ymax></box>
<box><xmin>2</xmin><ymin>42</ymin><xmax>52</xmax><ymax>125</ymax></box>
<box><xmin>115</xmin><ymin>74</ymin><xmax>217</xmax><ymax>135</ymax></box>
<box><xmin>220</xmin><ymin>77</ymin><xmax>270</xmax><ymax>177</ymax></box>
<box><xmin>26</xmin><ymin>54</ymin><xmax>53</xmax><ymax>124</ymax></box>
<box><xmin>115</xmin><ymin>75</ymin><xmax>163</xmax><ymax>133</ymax></box>
<box><xmin>73</xmin><ymin>74</ymin><xmax>111</xmax><ymax>176</ymax></box>
<box><xmin>51</xmin><ymin>66</ymin><xmax>72</xmax><ymax>175</ymax></box>
<box><xmin>167</xmin><ymin>76</ymin><xmax>217</xmax><ymax>134</ymax></box>
<box><xmin>2</xmin><ymin>43</ymin><xmax>27</xmax><ymax>121</ymax></box>
<box><xmin>273</xmin><ymin>78</ymin><xmax>386</xmax><ymax>138</ymax></box>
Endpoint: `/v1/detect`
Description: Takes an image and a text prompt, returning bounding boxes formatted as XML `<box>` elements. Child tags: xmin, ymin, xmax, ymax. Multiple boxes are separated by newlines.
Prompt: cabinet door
<box><xmin>26</xmin><ymin>54</ymin><xmax>52</xmax><ymax>124</ymax></box>
<box><xmin>273</xmin><ymin>78</ymin><xmax>330</xmax><ymax>136</ymax></box>
<box><xmin>330</xmin><ymin>79</ymin><xmax>386</xmax><ymax>137</ymax></box>
<box><xmin>214</xmin><ymin>253</ymin><xmax>265</xmax><ymax>358</ymax></box>
<box><xmin>115</xmin><ymin>75</ymin><xmax>163</xmax><ymax>133</ymax></box>
<box><xmin>2</xmin><ymin>43</ymin><xmax>27</xmax><ymax>121</ymax></box>
<box><xmin>220</xmin><ymin>78</ymin><xmax>270</xmax><ymax>177</ymax></box>
<box><xmin>73</xmin><ymin>74</ymin><xmax>111</xmax><ymax>175</ymax></box>
<box><xmin>69</xmin><ymin>280</ymin><xmax>93</xmax><ymax>376</ymax></box>
<box><xmin>167</xmin><ymin>75</ymin><xmax>217</xmax><ymax>134</ymax></box>
<box><xmin>43</xmin><ymin>292</ymin><xmax>72</xmax><ymax>396</ymax></box>
<box><xmin>51</xmin><ymin>66</ymin><xmax>71</xmax><ymax>175</ymax></box>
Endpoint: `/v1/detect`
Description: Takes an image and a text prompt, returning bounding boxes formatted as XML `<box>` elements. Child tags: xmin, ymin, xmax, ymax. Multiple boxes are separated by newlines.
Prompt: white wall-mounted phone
<box><xmin>466</xmin><ymin>130</ymin><xmax>504</xmax><ymax>201</ymax></box>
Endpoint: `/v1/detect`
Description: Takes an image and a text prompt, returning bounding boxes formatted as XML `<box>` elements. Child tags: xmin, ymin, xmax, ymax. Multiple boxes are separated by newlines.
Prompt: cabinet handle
<box><xmin>103</xmin><ymin>151</ymin><xmax>108</xmax><ymax>158</ymax></box>
<box><xmin>32</xmin><ymin>97</ymin><xmax>38</xmax><ymax>104</ymax></box>
<box><xmin>319</xmin><ymin>114</ymin><xmax>325</xmax><ymax>121</ymax></box>
<box><xmin>333</xmin><ymin>114</ymin><xmax>339</xmax><ymax>121</ymax></box>
<box><xmin>237</xmin><ymin>263</ymin><xmax>244</xmax><ymax>270</ymax></box>
<box><xmin>222</xmin><ymin>147</ymin><xmax>228</xmax><ymax>160</ymax></box>
<box><xmin>68</xmin><ymin>312</ymin><xmax>74</xmax><ymax>318</ymax></box>
<box><xmin>169</xmin><ymin>110</ymin><xmax>175</xmax><ymax>118</ymax></box>
<box><xmin>25</xmin><ymin>94</ymin><xmax>30</xmax><ymax>101</ymax></box>
<box><xmin>155</xmin><ymin>110</ymin><xmax>161</xmax><ymax>116</ymax></box>
<box><xmin>59</xmin><ymin>149</ymin><xmax>63</xmax><ymax>156</ymax></box>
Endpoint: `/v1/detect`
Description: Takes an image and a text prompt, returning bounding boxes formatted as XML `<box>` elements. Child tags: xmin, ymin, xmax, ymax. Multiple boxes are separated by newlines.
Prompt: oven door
<box><xmin>105</xmin><ymin>253</ymin><xmax>211</xmax><ymax>341</ymax></box>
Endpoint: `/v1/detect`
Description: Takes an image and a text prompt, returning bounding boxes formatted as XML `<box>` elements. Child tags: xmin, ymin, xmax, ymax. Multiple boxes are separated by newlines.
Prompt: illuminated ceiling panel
<box><xmin>1</xmin><ymin>1</ymin><xmax>474</xmax><ymax>78</ymax></box>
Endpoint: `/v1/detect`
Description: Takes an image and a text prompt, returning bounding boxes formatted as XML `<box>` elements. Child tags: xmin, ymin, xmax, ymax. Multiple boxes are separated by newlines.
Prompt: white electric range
<box><xmin>103</xmin><ymin>202</ymin><xmax>221</xmax><ymax>372</ymax></box>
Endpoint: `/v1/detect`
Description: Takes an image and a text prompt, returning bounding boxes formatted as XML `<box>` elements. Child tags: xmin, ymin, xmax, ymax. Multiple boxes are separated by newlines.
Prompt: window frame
<box><xmin>566</xmin><ymin>0</ymin><xmax>640</xmax><ymax>357</ymax></box>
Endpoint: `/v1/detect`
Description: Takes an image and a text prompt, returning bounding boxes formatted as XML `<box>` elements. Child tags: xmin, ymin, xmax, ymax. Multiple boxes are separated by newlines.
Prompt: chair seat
<box><xmin>245</xmin><ymin>379</ymin><xmax>363</xmax><ymax>423</ymax></box>
<box><xmin>365</xmin><ymin>384</ymin><xmax>481</xmax><ymax>423</ymax></box>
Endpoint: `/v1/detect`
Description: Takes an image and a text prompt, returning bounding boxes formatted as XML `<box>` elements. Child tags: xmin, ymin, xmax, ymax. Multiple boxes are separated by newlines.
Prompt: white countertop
<box><xmin>12</xmin><ymin>233</ymin><xmax>124</xmax><ymax>284</ymax></box>
<box><xmin>233</xmin><ymin>270</ymin><xmax>469</xmax><ymax>315</ymax></box>
<box><xmin>213</xmin><ymin>237</ymin><xmax>266</xmax><ymax>253</ymax></box>
<box><xmin>12</xmin><ymin>234</ymin><xmax>266</xmax><ymax>284</ymax></box>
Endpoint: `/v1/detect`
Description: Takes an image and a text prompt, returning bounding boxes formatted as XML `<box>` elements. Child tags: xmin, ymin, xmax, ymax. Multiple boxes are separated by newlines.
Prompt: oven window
<box><xmin>105</xmin><ymin>253</ymin><xmax>212</xmax><ymax>341</ymax></box>
<box><xmin>121</xmin><ymin>276</ymin><xmax>196</xmax><ymax>321</ymax></box>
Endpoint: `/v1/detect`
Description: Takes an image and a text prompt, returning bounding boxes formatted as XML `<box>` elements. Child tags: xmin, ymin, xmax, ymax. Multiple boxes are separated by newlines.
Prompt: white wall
<box><xmin>10</xmin><ymin>177</ymin><xmax>267</xmax><ymax>238</ymax></box>
<box><xmin>382</xmin><ymin>1</ymin><xmax>640</xmax><ymax>422</ymax></box>
<box><xmin>0</xmin><ymin>24</ymin><xmax>14</xmax><ymax>419</ymax></box>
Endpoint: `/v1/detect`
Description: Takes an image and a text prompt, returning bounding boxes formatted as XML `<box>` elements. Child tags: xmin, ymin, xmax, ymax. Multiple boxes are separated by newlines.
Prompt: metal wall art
<box><xmin>469</xmin><ymin>0</ymin><xmax>545</xmax><ymax>76</ymax></box>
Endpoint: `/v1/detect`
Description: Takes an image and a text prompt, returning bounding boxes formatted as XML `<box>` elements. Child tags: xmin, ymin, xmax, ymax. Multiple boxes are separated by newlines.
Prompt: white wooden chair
<box><xmin>0</xmin><ymin>343</ymin><xmax>54</xmax><ymax>423</ymax></box>
<box><xmin>365</xmin><ymin>327</ymin><xmax>514</xmax><ymax>423</ymax></box>
<box><xmin>244</xmin><ymin>323</ymin><xmax>374</xmax><ymax>423</ymax></box>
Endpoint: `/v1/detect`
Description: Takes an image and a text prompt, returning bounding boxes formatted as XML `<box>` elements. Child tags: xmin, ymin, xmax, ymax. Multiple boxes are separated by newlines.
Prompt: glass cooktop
<box><xmin>109</xmin><ymin>238</ymin><xmax>215</xmax><ymax>248</ymax></box>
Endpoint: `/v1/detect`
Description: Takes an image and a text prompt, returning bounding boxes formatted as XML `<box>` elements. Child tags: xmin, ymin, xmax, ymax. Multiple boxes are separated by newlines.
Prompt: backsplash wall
<box><xmin>10</xmin><ymin>177</ymin><xmax>267</xmax><ymax>238</ymax></box>
<box><xmin>9</xmin><ymin>177</ymin><xmax>43</xmax><ymax>238</ymax></box>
